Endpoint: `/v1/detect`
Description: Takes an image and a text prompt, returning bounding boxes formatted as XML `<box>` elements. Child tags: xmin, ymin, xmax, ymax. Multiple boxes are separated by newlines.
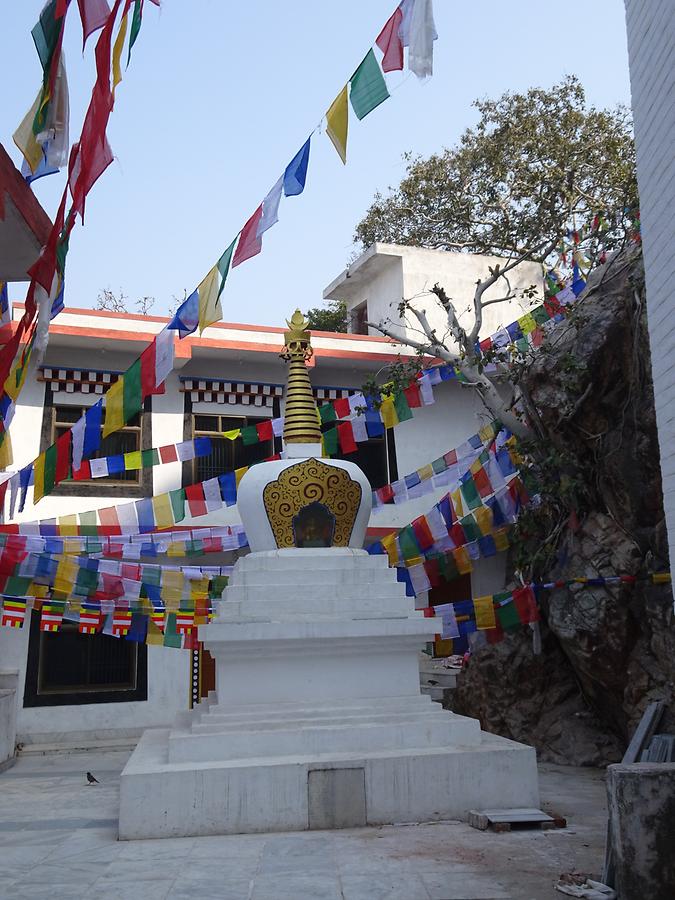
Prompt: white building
<box><xmin>624</xmin><ymin>0</ymin><xmax>675</xmax><ymax>607</ymax></box>
<box><xmin>0</xmin><ymin>238</ymin><xmax>542</xmax><ymax>749</ymax></box>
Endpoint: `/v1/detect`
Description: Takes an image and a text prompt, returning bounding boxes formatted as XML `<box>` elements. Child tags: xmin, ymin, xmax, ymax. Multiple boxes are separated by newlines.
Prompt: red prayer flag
<box><xmin>485</xmin><ymin>623</ymin><xmax>504</xmax><ymax>644</ymax></box>
<box><xmin>232</xmin><ymin>206</ymin><xmax>263</xmax><ymax>267</ymax></box>
<box><xmin>141</xmin><ymin>339</ymin><xmax>165</xmax><ymax>398</ymax></box>
<box><xmin>337</xmin><ymin>421</ymin><xmax>357</xmax><ymax>454</ymax></box>
<box><xmin>472</xmin><ymin>465</ymin><xmax>492</xmax><ymax>498</ymax></box>
<box><xmin>256</xmin><ymin>420</ymin><xmax>274</xmax><ymax>442</ymax></box>
<box><xmin>376</xmin><ymin>7</ymin><xmax>403</xmax><ymax>72</ymax></box>
<box><xmin>159</xmin><ymin>444</ymin><xmax>178</xmax><ymax>464</ymax></box>
<box><xmin>185</xmin><ymin>483</ymin><xmax>207</xmax><ymax>517</ymax></box>
<box><xmin>512</xmin><ymin>586</ymin><xmax>539</xmax><ymax>624</ymax></box>
<box><xmin>332</xmin><ymin>397</ymin><xmax>350</xmax><ymax>419</ymax></box>
<box><xmin>377</xmin><ymin>484</ymin><xmax>395</xmax><ymax>504</ymax></box>
<box><xmin>77</xmin><ymin>0</ymin><xmax>111</xmax><ymax>50</ymax></box>
<box><xmin>443</xmin><ymin>449</ymin><xmax>457</xmax><ymax>467</ymax></box>
<box><xmin>403</xmin><ymin>383</ymin><xmax>422</xmax><ymax>409</ymax></box>
<box><xmin>411</xmin><ymin>516</ymin><xmax>434</xmax><ymax>551</ymax></box>
<box><xmin>449</xmin><ymin>521</ymin><xmax>466</xmax><ymax>548</ymax></box>
<box><xmin>72</xmin><ymin>460</ymin><xmax>92</xmax><ymax>480</ymax></box>
<box><xmin>479</xmin><ymin>337</ymin><xmax>493</xmax><ymax>352</ymax></box>
<box><xmin>54</xmin><ymin>430</ymin><xmax>72</xmax><ymax>484</ymax></box>
<box><xmin>0</xmin><ymin>479</ymin><xmax>8</xmax><ymax>516</ymax></box>
<box><xmin>531</xmin><ymin>326</ymin><xmax>545</xmax><ymax>348</ymax></box>
<box><xmin>423</xmin><ymin>558</ymin><xmax>441</xmax><ymax>588</ymax></box>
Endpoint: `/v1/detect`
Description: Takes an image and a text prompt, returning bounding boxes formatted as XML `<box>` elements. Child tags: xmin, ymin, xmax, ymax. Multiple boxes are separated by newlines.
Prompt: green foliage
<box><xmin>361</xmin><ymin>355</ymin><xmax>424</xmax><ymax>407</ymax></box>
<box><xmin>355</xmin><ymin>76</ymin><xmax>637</xmax><ymax>266</ymax></box>
<box><xmin>304</xmin><ymin>300</ymin><xmax>348</xmax><ymax>333</ymax></box>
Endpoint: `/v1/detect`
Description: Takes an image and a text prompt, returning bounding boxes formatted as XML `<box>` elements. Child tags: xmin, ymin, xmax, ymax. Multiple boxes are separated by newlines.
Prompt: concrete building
<box><xmin>0</xmin><ymin>243</ymin><xmax>542</xmax><ymax>750</ymax></box>
<box><xmin>624</xmin><ymin>0</ymin><xmax>675</xmax><ymax>608</ymax></box>
<box><xmin>324</xmin><ymin>242</ymin><xmax>543</xmax><ymax>348</ymax></box>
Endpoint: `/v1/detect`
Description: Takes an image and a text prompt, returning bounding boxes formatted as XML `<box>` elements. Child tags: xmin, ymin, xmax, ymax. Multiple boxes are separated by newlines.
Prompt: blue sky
<box><xmin>3</xmin><ymin>1</ymin><xmax>632</xmax><ymax>326</ymax></box>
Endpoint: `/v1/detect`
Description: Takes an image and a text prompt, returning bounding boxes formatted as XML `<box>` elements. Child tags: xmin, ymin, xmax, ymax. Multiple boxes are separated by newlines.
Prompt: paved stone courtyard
<box><xmin>0</xmin><ymin>748</ymin><xmax>607</xmax><ymax>899</ymax></box>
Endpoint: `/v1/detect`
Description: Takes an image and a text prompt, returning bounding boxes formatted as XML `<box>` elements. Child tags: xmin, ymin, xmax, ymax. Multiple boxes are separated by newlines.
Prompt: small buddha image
<box><xmin>293</xmin><ymin>502</ymin><xmax>336</xmax><ymax>548</ymax></box>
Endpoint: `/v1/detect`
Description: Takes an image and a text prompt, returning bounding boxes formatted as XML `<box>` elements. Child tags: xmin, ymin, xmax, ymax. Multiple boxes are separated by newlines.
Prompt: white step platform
<box><xmin>119</xmin><ymin>549</ymin><xmax>539</xmax><ymax>839</ymax></box>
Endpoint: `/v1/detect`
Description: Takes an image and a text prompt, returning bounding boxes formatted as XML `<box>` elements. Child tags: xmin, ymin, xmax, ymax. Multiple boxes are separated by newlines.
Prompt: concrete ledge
<box><xmin>607</xmin><ymin>762</ymin><xmax>675</xmax><ymax>900</ymax></box>
<box><xmin>119</xmin><ymin>728</ymin><xmax>539</xmax><ymax>839</ymax></box>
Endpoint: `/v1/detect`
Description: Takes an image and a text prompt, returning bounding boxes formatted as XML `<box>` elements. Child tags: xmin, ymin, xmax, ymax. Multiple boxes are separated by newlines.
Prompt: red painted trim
<box><xmin>0</xmin><ymin>144</ymin><xmax>52</xmax><ymax>247</ymax></box>
<box><xmin>366</xmin><ymin>526</ymin><xmax>397</xmax><ymax>537</ymax></box>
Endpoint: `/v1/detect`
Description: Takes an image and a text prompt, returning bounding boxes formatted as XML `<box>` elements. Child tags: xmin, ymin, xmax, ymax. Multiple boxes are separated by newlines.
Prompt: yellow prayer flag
<box><xmin>222</xmin><ymin>429</ymin><xmax>241</xmax><ymax>441</ymax></box>
<box><xmin>58</xmin><ymin>516</ymin><xmax>79</xmax><ymax>538</ymax></box>
<box><xmin>474</xmin><ymin>595</ymin><xmax>497</xmax><ymax>630</ymax></box>
<box><xmin>33</xmin><ymin>453</ymin><xmax>46</xmax><ymax>504</ymax></box>
<box><xmin>381</xmin><ymin>532</ymin><xmax>399</xmax><ymax>565</ymax></box>
<box><xmin>32</xmin><ymin>583</ymin><xmax>50</xmax><ymax>599</ymax></box>
<box><xmin>162</xmin><ymin>570</ymin><xmax>184</xmax><ymax>592</ymax></box>
<box><xmin>518</xmin><ymin>313</ymin><xmax>537</xmax><ymax>335</ymax></box>
<box><xmin>451</xmin><ymin>489</ymin><xmax>464</xmax><ymax>519</ymax></box>
<box><xmin>417</xmin><ymin>464</ymin><xmax>434</xmax><ymax>482</ymax></box>
<box><xmin>112</xmin><ymin>10</ymin><xmax>129</xmax><ymax>97</ymax></box>
<box><xmin>54</xmin><ymin>557</ymin><xmax>78</xmax><ymax>594</ymax></box>
<box><xmin>167</xmin><ymin>541</ymin><xmax>184</xmax><ymax>557</ymax></box>
<box><xmin>379</xmin><ymin>395</ymin><xmax>399</xmax><ymax>429</ymax></box>
<box><xmin>474</xmin><ymin>506</ymin><xmax>493</xmax><ymax>537</ymax></box>
<box><xmin>162</xmin><ymin>587</ymin><xmax>183</xmax><ymax>604</ymax></box>
<box><xmin>326</xmin><ymin>85</ymin><xmax>349</xmax><ymax>164</ymax></box>
<box><xmin>103</xmin><ymin>377</ymin><xmax>125</xmax><ymax>437</ymax></box>
<box><xmin>124</xmin><ymin>450</ymin><xmax>142</xmax><ymax>470</ymax></box>
<box><xmin>13</xmin><ymin>91</ymin><xmax>44</xmax><ymax>173</ymax></box>
<box><xmin>235</xmin><ymin>466</ymin><xmax>248</xmax><ymax>487</ymax></box>
<box><xmin>0</xmin><ymin>432</ymin><xmax>13</xmax><ymax>470</ymax></box>
<box><xmin>478</xmin><ymin>422</ymin><xmax>496</xmax><ymax>443</ymax></box>
<box><xmin>198</xmin><ymin>265</ymin><xmax>223</xmax><ymax>334</ymax></box>
<box><xmin>453</xmin><ymin>546</ymin><xmax>472</xmax><ymax>575</ymax></box>
<box><xmin>152</xmin><ymin>493</ymin><xmax>174</xmax><ymax>530</ymax></box>
<box><xmin>145</xmin><ymin>619</ymin><xmax>164</xmax><ymax>646</ymax></box>
<box><xmin>493</xmin><ymin>528</ymin><xmax>510</xmax><ymax>552</ymax></box>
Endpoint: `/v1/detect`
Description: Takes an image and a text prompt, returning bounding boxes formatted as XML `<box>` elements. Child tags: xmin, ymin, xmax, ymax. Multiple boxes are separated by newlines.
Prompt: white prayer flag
<box><xmin>89</xmin><ymin>458</ymin><xmax>109</xmax><ymax>478</ymax></box>
<box><xmin>256</xmin><ymin>176</ymin><xmax>283</xmax><ymax>238</ymax></box>
<box><xmin>203</xmin><ymin>477</ymin><xmax>223</xmax><ymax>512</ymax></box>
<box><xmin>418</xmin><ymin>373</ymin><xmax>434</xmax><ymax>405</ymax></box>
<box><xmin>154</xmin><ymin>327</ymin><xmax>175</xmax><ymax>388</ymax></box>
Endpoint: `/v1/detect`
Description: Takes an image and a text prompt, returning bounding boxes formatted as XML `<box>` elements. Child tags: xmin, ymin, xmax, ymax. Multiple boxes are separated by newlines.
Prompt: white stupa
<box><xmin>118</xmin><ymin>311</ymin><xmax>539</xmax><ymax>839</ymax></box>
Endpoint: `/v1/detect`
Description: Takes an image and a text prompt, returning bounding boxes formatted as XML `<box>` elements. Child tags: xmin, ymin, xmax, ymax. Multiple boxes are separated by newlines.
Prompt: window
<box><xmin>23</xmin><ymin>614</ymin><xmax>148</xmax><ymax>707</ymax></box>
<box><xmin>52</xmin><ymin>404</ymin><xmax>141</xmax><ymax>484</ymax></box>
<box><xmin>191</xmin><ymin>414</ymin><xmax>274</xmax><ymax>482</ymax></box>
<box><xmin>350</xmin><ymin>301</ymin><xmax>369</xmax><ymax>335</ymax></box>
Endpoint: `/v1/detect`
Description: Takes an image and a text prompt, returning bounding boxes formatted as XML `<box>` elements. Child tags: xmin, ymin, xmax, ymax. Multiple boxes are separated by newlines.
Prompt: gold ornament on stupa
<box><xmin>280</xmin><ymin>309</ymin><xmax>322</xmax><ymax>444</ymax></box>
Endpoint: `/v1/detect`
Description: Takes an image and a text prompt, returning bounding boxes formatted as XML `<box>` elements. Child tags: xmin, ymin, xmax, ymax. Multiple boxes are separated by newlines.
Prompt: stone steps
<box><xmin>190</xmin><ymin>709</ymin><xmax>444</xmax><ymax>735</ymax></box>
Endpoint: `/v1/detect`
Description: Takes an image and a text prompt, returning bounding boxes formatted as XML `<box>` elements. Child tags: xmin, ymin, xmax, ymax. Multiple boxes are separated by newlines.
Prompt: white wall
<box><xmin>625</xmin><ymin>0</ymin><xmax>675</xmax><ymax>606</ymax></box>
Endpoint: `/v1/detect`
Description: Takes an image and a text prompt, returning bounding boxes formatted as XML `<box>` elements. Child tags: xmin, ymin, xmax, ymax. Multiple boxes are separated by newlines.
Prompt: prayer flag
<box><xmin>168</xmin><ymin>290</ymin><xmax>199</xmax><ymax>338</ymax></box>
<box><xmin>459</xmin><ymin>473</ymin><xmax>482</xmax><ymax>510</ymax></box>
<box><xmin>232</xmin><ymin>206</ymin><xmax>263</xmax><ymax>268</ymax></box>
<box><xmin>197</xmin><ymin>265</ymin><xmax>222</xmax><ymax>334</ymax></box>
<box><xmin>186</xmin><ymin>483</ymin><xmax>207</xmax><ymax>518</ymax></box>
<box><xmin>393</xmin><ymin>390</ymin><xmax>413</xmax><ymax>422</ymax></box>
<box><xmin>473</xmin><ymin>595</ymin><xmax>497</xmax><ymax>630</ymax></box>
<box><xmin>319</xmin><ymin>403</ymin><xmax>337</xmax><ymax>424</ymax></box>
<box><xmin>103</xmin><ymin>360</ymin><xmax>142</xmax><ymax>437</ymax></box>
<box><xmin>256</xmin><ymin>420</ymin><xmax>273</xmax><ymax>442</ymax></box>
<box><xmin>326</xmin><ymin>85</ymin><xmax>349</xmax><ymax>164</ymax></box>
<box><xmin>403</xmin><ymin>383</ymin><xmax>422</xmax><ymax>408</ymax></box>
<box><xmin>111</xmin><ymin>7</ymin><xmax>129</xmax><ymax>96</ymax></box>
<box><xmin>496</xmin><ymin>596</ymin><xmax>521</xmax><ymax>631</ymax></box>
<box><xmin>152</xmin><ymin>493</ymin><xmax>174</xmax><ymax>530</ymax></box>
<box><xmin>406</xmin><ymin>0</ymin><xmax>438</xmax><ymax>79</ymax></box>
<box><xmin>283</xmin><ymin>137</ymin><xmax>311</xmax><ymax>196</ymax></box>
<box><xmin>379</xmin><ymin>395</ymin><xmax>398</xmax><ymax>429</ymax></box>
<box><xmin>323</xmin><ymin>428</ymin><xmax>338</xmax><ymax>456</ymax></box>
<box><xmin>257</xmin><ymin>177</ymin><xmax>283</xmax><ymax>238</ymax></box>
<box><xmin>77</xmin><ymin>0</ymin><xmax>111</xmax><ymax>49</ymax></box>
<box><xmin>418</xmin><ymin>373</ymin><xmax>434</xmax><ymax>405</ymax></box>
<box><xmin>216</xmin><ymin>237</ymin><xmax>237</xmax><ymax>301</ymax></box>
<box><xmin>170</xmin><ymin>487</ymin><xmax>186</xmax><ymax>522</ymax></box>
<box><xmin>1</xmin><ymin>598</ymin><xmax>27</xmax><ymax>629</ymax></box>
<box><xmin>512</xmin><ymin>586</ymin><xmax>539</xmax><ymax>624</ymax></box>
<box><xmin>376</xmin><ymin>7</ymin><xmax>404</xmax><ymax>72</ymax></box>
<box><xmin>411</xmin><ymin>516</ymin><xmax>434</xmax><ymax>551</ymax></box>
<box><xmin>337</xmin><ymin>421</ymin><xmax>357</xmax><ymax>454</ymax></box>
<box><xmin>350</xmin><ymin>49</ymin><xmax>389</xmax><ymax>120</ymax></box>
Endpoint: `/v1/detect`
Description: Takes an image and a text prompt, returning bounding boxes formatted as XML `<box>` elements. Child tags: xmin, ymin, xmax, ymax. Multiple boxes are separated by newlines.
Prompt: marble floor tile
<box><xmin>250</xmin><ymin>873</ymin><xmax>343</xmax><ymax>900</ymax></box>
<box><xmin>118</xmin><ymin>836</ymin><xmax>197</xmax><ymax>860</ymax></box>
<box><xmin>340</xmin><ymin>871</ymin><xmax>432</xmax><ymax>900</ymax></box>
<box><xmin>421</xmin><ymin>871</ymin><xmax>512</xmax><ymax>900</ymax></box>
<box><xmin>3</xmin><ymin>881</ymin><xmax>90</xmax><ymax>900</ymax></box>
<box><xmin>102</xmin><ymin>857</ymin><xmax>187</xmax><ymax>882</ymax></box>
<box><xmin>88</xmin><ymin>877</ymin><xmax>175</xmax><ymax>900</ymax></box>
<box><xmin>167</xmin><ymin>875</ymin><xmax>254</xmax><ymax>900</ymax></box>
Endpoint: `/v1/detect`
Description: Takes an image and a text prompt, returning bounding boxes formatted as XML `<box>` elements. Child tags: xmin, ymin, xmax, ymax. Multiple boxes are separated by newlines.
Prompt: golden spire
<box><xmin>280</xmin><ymin>309</ymin><xmax>321</xmax><ymax>444</ymax></box>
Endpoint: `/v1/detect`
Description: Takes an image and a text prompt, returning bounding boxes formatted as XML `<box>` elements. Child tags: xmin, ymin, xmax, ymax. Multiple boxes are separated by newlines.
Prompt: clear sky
<box><xmin>3</xmin><ymin>1</ymin><xmax>632</xmax><ymax>326</ymax></box>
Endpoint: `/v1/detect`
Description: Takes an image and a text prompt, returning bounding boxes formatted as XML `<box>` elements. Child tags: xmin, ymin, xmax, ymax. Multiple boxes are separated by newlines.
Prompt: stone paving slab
<box><xmin>0</xmin><ymin>748</ymin><xmax>608</xmax><ymax>899</ymax></box>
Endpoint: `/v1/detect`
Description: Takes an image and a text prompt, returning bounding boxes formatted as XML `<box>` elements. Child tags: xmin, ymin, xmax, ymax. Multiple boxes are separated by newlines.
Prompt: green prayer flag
<box><xmin>460</xmin><ymin>475</ymin><xmax>482</xmax><ymax>510</ymax></box>
<box><xmin>496</xmin><ymin>597</ymin><xmax>521</xmax><ymax>631</ymax></box>
<box><xmin>75</xmin><ymin>567</ymin><xmax>98</xmax><ymax>596</ymax></box>
<box><xmin>393</xmin><ymin>390</ymin><xmax>413</xmax><ymax>422</ymax></box>
<box><xmin>163</xmin><ymin>612</ymin><xmax>183</xmax><ymax>648</ymax></box>
<box><xmin>439</xmin><ymin>551</ymin><xmax>458</xmax><ymax>582</ymax></box>
<box><xmin>459</xmin><ymin>515</ymin><xmax>480</xmax><ymax>543</ymax></box>
<box><xmin>319</xmin><ymin>403</ymin><xmax>337</xmax><ymax>424</ymax></box>
<box><xmin>532</xmin><ymin>304</ymin><xmax>551</xmax><ymax>324</ymax></box>
<box><xmin>240</xmin><ymin>425</ymin><xmax>258</xmax><ymax>446</ymax></box>
<box><xmin>516</xmin><ymin>337</ymin><xmax>529</xmax><ymax>352</ymax></box>
<box><xmin>216</xmin><ymin>237</ymin><xmax>238</xmax><ymax>300</ymax></box>
<box><xmin>349</xmin><ymin>49</ymin><xmax>390</xmax><ymax>121</ymax></box>
<box><xmin>127</xmin><ymin>0</ymin><xmax>143</xmax><ymax>64</ymax></box>
<box><xmin>323</xmin><ymin>427</ymin><xmax>338</xmax><ymax>456</ymax></box>
<box><xmin>122</xmin><ymin>358</ymin><xmax>143</xmax><ymax>426</ymax></box>
<box><xmin>398</xmin><ymin>525</ymin><xmax>421</xmax><ymax>561</ymax></box>
<box><xmin>142</xmin><ymin>566</ymin><xmax>161</xmax><ymax>587</ymax></box>
<box><xmin>209</xmin><ymin>575</ymin><xmax>229</xmax><ymax>599</ymax></box>
<box><xmin>455</xmin><ymin>368</ymin><xmax>469</xmax><ymax>384</ymax></box>
<box><xmin>170</xmin><ymin>488</ymin><xmax>185</xmax><ymax>523</ymax></box>
<box><xmin>141</xmin><ymin>448</ymin><xmax>159</xmax><ymax>468</ymax></box>
<box><xmin>5</xmin><ymin>576</ymin><xmax>32</xmax><ymax>596</ymax></box>
<box><xmin>43</xmin><ymin>443</ymin><xmax>57</xmax><ymax>496</ymax></box>
<box><xmin>432</xmin><ymin>457</ymin><xmax>447</xmax><ymax>475</ymax></box>
<box><xmin>79</xmin><ymin>511</ymin><xmax>98</xmax><ymax>536</ymax></box>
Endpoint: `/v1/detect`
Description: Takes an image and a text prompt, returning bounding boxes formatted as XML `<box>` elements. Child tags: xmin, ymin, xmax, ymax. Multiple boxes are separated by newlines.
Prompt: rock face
<box><xmin>451</xmin><ymin>250</ymin><xmax>675</xmax><ymax>764</ymax></box>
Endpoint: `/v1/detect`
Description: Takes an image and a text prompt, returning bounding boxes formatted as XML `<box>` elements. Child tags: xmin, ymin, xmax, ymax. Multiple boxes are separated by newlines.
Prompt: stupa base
<box><xmin>118</xmin><ymin>726</ymin><xmax>538</xmax><ymax>839</ymax></box>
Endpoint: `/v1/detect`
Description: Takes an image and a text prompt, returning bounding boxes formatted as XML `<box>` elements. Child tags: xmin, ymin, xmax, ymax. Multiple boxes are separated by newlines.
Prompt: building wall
<box><xmin>328</xmin><ymin>244</ymin><xmax>543</xmax><ymax>348</ymax></box>
<box><xmin>625</xmin><ymin>0</ymin><xmax>675</xmax><ymax>602</ymax></box>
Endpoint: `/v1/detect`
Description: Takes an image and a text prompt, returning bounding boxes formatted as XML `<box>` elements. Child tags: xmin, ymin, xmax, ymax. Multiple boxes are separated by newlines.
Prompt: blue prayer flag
<box><xmin>83</xmin><ymin>401</ymin><xmax>103</xmax><ymax>459</ymax></box>
<box><xmin>126</xmin><ymin>612</ymin><xmax>148</xmax><ymax>643</ymax></box>
<box><xmin>168</xmin><ymin>290</ymin><xmax>199</xmax><ymax>338</ymax></box>
<box><xmin>283</xmin><ymin>137</ymin><xmax>311</xmax><ymax>197</ymax></box>
<box><xmin>218</xmin><ymin>472</ymin><xmax>237</xmax><ymax>506</ymax></box>
<box><xmin>135</xmin><ymin>498</ymin><xmax>155</xmax><ymax>533</ymax></box>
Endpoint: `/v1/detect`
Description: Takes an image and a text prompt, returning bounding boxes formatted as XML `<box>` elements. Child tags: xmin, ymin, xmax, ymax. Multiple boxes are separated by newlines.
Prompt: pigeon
<box><xmin>86</xmin><ymin>772</ymin><xmax>99</xmax><ymax>785</ymax></box>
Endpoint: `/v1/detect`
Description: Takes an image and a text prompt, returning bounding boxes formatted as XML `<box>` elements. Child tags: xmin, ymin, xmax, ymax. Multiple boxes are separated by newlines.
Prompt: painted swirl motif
<box><xmin>263</xmin><ymin>458</ymin><xmax>362</xmax><ymax>548</ymax></box>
